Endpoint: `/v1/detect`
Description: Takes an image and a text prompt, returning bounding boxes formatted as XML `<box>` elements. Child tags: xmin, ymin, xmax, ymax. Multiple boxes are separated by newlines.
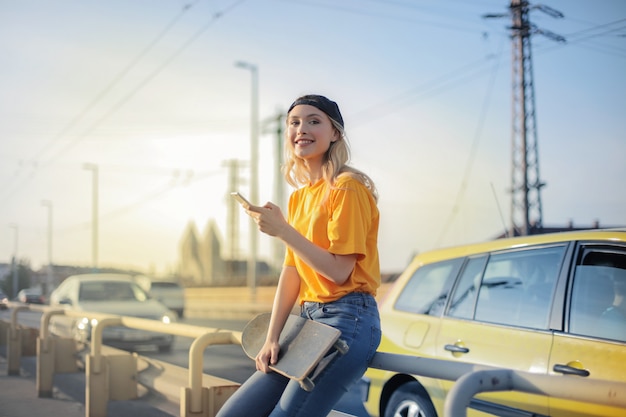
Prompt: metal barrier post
<box><xmin>180</xmin><ymin>330</ymin><xmax>242</xmax><ymax>417</ymax></box>
<box><xmin>37</xmin><ymin>309</ymin><xmax>66</xmax><ymax>397</ymax></box>
<box><xmin>7</xmin><ymin>305</ymin><xmax>29</xmax><ymax>375</ymax></box>
<box><xmin>86</xmin><ymin>317</ymin><xmax>122</xmax><ymax>417</ymax></box>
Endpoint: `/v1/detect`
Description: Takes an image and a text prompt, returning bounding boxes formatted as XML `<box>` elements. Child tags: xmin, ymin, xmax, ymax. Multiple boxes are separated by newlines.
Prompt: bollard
<box><xmin>86</xmin><ymin>353</ymin><xmax>110</xmax><ymax>417</ymax></box>
<box><xmin>36</xmin><ymin>336</ymin><xmax>55</xmax><ymax>397</ymax></box>
<box><xmin>7</xmin><ymin>306</ymin><xmax>30</xmax><ymax>375</ymax></box>
<box><xmin>7</xmin><ymin>326</ymin><xmax>22</xmax><ymax>375</ymax></box>
<box><xmin>37</xmin><ymin>309</ymin><xmax>79</xmax><ymax>397</ymax></box>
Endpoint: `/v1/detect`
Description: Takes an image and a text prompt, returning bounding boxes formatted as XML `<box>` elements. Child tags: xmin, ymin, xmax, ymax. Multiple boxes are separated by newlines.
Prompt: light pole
<box><xmin>41</xmin><ymin>200</ymin><xmax>53</xmax><ymax>293</ymax></box>
<box><xmin>9</xmin><ymin>223</ymin><xmax>18</xmax><ymax>298</ymax></box>
<box><xmin>83</xmin><ymin>163</ymin><xmax>99</xmax><ymax>270</ymax></box>
<box><xmin>235</xmin><ymin>61</ymin><xmax>259</xmax><ymax>296</ymax></box>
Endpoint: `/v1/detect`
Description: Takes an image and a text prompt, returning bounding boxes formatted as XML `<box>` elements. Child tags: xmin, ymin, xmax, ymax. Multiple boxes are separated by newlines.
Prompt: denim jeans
<box><xmin>215</xmin><ymin>292</ymin><xmax>381</xmax><ymax>417</ymax></box>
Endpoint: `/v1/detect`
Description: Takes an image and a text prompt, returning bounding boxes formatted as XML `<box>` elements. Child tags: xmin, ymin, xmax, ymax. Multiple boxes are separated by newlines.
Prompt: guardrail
<box><xmin>3</xmin><ymin>302</ymin><xmax>243</xmax><ymax>417</ymax></box>
<box><xmin>5</xmin><ymin>304</ymin><xmax>626</xmax><ymax>416</ymax></box>
<box><xmin>369</xmin><ymin>351</ymin><xmax>626</xmax><ymax>415</ymax></box>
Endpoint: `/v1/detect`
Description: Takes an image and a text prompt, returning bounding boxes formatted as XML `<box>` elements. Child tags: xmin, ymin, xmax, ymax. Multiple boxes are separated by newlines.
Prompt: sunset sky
<box><xmin>1</xmin><ymin>0</ymin><xmax>624</xmax><ymax>276</ymax></box>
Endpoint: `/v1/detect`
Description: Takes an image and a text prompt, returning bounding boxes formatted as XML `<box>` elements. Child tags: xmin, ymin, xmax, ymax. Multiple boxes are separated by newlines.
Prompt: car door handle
<box><xmin>444</xmin><ymin>344</ymin><xmax>469</xmax><ymax>354</ymax></box>
<box><xmin>553</xmin><ymin>364</ymin><xmax>590</xmax><ymax>377</ymax></box>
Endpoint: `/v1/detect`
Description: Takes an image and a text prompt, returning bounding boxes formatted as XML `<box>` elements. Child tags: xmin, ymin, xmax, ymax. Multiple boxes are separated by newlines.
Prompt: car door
<box><xmin>436</xmin><ymin>245</ymin><xmax>567</xmax><ymax>417</ymax></box>
<box><xmin>549</xmin><ymin>243</ymin><xmax>626</xmax><ymax>417</ymax></box>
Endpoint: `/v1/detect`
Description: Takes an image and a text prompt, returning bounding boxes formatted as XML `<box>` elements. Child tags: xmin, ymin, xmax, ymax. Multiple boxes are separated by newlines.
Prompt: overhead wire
<box><xmin>0</xmin><ymin>1</ymin><xmax>200</xmax><ymax>199</ymax></box>
<box><xmin>42</xmin><ymin>0</ymin><xmax>248</xmax><ymax>166</ymax></box>
<box><xmin>55</xmin><ymin>168</ymin><xmax>224</xmax><ymax>236</ymax></box>
<box><xmin>350</xmin><ymin>55</ymin><xmax>497</xmax><ymax>125</ymax></box>
<box><xmin>1</xmin><ymin>0</ymin><xmax>249</xmax><ymax>201</ymax></box>
<box><xmin>433</xmin><ymin>35</ymin><xmax>506</xmax><ymax>247</ymax></box>
<box><xmin>30</xmin><ymin>0</ymin><xmax>202</xmax><ymax>165</ymax></box>
<box><xmin>284</xmin><ymin>0</ymin><xmax>488</xmax><ymax>34</ymax></box>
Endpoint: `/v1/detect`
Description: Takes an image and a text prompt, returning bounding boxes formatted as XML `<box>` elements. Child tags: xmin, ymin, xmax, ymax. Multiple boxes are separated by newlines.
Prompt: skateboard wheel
<box><xmin>300</xmin><ymin>378</ymin><xmax>315</xmax><ymax>392</ymax></box>
<box><xmin>334</xmin><ymin>339</ymin><xmax>349</xmax><ymax>355</ymax></box>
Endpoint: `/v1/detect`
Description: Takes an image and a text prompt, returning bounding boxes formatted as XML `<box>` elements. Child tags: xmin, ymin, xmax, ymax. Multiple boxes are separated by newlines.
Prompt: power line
<box><xmin>0</xmin><ymin>2</ymin><xmax>200</xmax><ymax>200</ymax></box>
<box><xmin>55</xmin><ymin>168</ymin><xmax>224</xmax><ymax>236</ymax></box>
<box><xmin>535</xmin><ymin>18</ymin><xmax>626</xmax><ymax>58</ymax></box>
<box><xmin>286</xmin><ymin>0</ymin><xmax>487</xmax><ymax>34</ymax></box>
<box><xmin>30</xmin><ymin>1</ymin><xmax>202</xmax><ymax>165</ymax></box>
<box><xmin>1</xmin><ymin>0</ymin><xmax>248</xmax><ymax>201</ymax></box>
<box><xmin>350</xmin><ymin>55</ymin><xmax>498</xmax><ymax>124</ymax></box>
<box><xmin>434</xmin><ymin>35</ymin><xmax>507</xmax><ymax>247</ymax></box>
<box><xmin>42</xmin><ymin>0</ymin><xmax>248</xmax><ymax>166</ymax></box>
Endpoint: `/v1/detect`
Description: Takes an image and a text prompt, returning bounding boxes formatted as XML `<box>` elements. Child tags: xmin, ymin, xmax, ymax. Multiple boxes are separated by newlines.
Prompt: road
<box><xmin>1</xmin><ymin>309</ymin><xmax>371</xmax><ymax>416</ymax></box>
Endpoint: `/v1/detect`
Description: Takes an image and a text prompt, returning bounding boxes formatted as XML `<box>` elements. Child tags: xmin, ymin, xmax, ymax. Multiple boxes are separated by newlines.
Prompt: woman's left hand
<box><xmin>246</xmin><ymin>202</ymin><xmax>289</xmax><ymax>238</ymax></box>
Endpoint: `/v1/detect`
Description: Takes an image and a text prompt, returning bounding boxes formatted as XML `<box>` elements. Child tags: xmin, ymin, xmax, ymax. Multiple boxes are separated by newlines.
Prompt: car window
<box><xmin>79</xmin><ymin>281</ymin><xmax>148</xmax><ymax>302</ymax></box>
<box><xmin>445</xmin><ymin>245</ymin><xmax>565</xmax><ymax>327</ymax></box>
<box><xmin>394</xmin><ymin>258</ymin><xmax>462</xmax><ymax>315</ymax></box>
<box><xmin>474</xmin><ymin>246</ymin><xmax>565</xmax><ymax>328</ymax></box>
<box><xmin>150</xmin><ymin>282</ymin><xmax>181</xmax><ymax>290</ymax></box>
<box><xmin>447</xmin><ymin>255</ymin><xmax>488</xmax><ymax>319</ymax></box>
<box><xmin>475</xmin><ymin>246</ymin><xmax>565</xmax><ymax>329</ymax></box>
<box><xmin>569</xmin><ymin>248</ymin><xmax>626</xmax><ymax>342</ymax></box>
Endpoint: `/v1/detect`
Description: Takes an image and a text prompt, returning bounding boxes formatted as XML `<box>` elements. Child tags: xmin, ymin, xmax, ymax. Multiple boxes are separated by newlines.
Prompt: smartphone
<box><xmin>230</xmin><ymin>192</ymin><xmax>252</xmax><ymax>209</ymax></box>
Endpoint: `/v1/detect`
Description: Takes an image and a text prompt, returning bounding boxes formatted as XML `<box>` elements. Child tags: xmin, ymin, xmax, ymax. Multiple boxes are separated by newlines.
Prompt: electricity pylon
<box><xmin>485</xmin><ymin>0</ymin><xmax>565</xmax><ymax>236</ymax></box>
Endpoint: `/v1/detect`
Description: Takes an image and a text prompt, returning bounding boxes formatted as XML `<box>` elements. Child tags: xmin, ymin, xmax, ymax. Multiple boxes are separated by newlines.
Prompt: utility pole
<box><xmin>235</xmin><ymin>61</ymin><xmax>259</xmax><ymax>296</ymax></box>
<box><xmin>9</xmin><ymin>223</ymin><xmax>18</xmax><ymax>298</ymax></box>
<box><xmin>83</xmin><ymin>163</ymin><xmax>99</xmax><ymax>270</ymax></box>
<box><xmin>262</xmin><ymin>111</ymin><xmax>286</xmax><ymax>271</ymax></box>
<box><xmin>41</xmin><ymin>200</ymin><xmax>53</xmax><ymax>294</ymax></box>
<box><xmin>485</xmin><ymin>1</ymin><xmax>565</xmax><ymax>236</ymax></box>
<box><xmin>224</xmin><ymin>159</ymin><xmax>245</xmax><ymax>263</ymax></box>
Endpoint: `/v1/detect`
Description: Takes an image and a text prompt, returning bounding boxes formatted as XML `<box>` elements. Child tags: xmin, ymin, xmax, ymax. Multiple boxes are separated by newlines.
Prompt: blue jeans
<box><xmin>216</xmin><ymin>292</ymin><xmax>381</xmax><ymax>417</ymax></box>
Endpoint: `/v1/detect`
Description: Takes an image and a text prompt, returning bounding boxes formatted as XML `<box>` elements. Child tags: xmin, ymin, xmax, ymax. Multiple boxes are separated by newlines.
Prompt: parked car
<box><xmin>17</xmin><ymin>288</ymin><xmax>45</xmax><ymax>304</ymax></box>
<box><xmin>0</xmin><ymin>290</ymin><xmax>8</xmax><ymax>309</ymax></box>
<box><xmin>364</xmin><ymin>228</ymin><xmax>626</xmax><ymax>417</ymax></box>
<box><xmin>49</xmin><ymin>273</ymin><xmax>177</xmax><ymax>352</ymax></box>
<box><xmin>133</xmin><ymin>275</ymin><xmax>185</xmax><ymax>318</ymax></box>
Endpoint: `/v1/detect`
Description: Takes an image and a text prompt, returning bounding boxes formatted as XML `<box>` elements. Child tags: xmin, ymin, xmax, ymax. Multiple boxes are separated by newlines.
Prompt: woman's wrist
<box><xmin>278</xmin><ymin>223</ymin><xmax>296</xmax><ymax>243</ymax></box>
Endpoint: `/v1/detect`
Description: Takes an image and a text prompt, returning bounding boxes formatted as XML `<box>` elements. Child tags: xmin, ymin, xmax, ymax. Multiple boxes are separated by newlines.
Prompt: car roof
<box><xmin>411</xmin><ymin>228</ymin><xmax>626</xmax><ymax>266</ymax></box>
<box><xmin>134</xmin><ymin>274</ymin><xmax>179</xmax><ymax>283</ymax></box>
<box><xmin>66</xmin><ymin>273</ymin><xmax>135</xmax><ymax>282</ymax></box>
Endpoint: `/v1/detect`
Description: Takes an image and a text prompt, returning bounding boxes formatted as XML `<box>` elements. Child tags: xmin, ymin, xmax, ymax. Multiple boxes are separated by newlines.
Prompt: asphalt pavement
<box><xmin>0</xmin><ymin>350</ymin><xmax>178</xmax><ymax>417</ymax></box>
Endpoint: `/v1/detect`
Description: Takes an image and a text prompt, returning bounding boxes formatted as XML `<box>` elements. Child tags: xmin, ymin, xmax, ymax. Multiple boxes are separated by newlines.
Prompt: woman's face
<box><xmin>287</xmin><ymin>104</ymin><xmax>337</xmax><ymax>166</ymax></box>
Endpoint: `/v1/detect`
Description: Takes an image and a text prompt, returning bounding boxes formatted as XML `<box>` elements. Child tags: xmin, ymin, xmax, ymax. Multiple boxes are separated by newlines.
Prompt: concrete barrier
<box><xmin>184</xmin><ymin>283</ymin><xmax>393</xmax><ymax>319</ymax></box>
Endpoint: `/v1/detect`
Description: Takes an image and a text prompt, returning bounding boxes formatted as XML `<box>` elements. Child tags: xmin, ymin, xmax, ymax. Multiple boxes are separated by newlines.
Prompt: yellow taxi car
<box><xmin>364</xmin><ymin>228</ymin><xmax>626</xmax><ymax>417</ymax></box>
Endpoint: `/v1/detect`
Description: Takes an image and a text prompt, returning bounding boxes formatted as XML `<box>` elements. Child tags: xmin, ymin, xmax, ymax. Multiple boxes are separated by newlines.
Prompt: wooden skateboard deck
<box><xmin>241</xmin><ymin>313</ymin><xmax>349</xmax><ymax>391</ymax></box>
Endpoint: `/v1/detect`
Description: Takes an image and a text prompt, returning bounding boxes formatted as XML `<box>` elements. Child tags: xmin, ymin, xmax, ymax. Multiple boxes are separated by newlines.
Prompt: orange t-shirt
<box><xmin>284</xmin><ymin>175</ymin><xmax>380</xmax><ymax>303</ymax></box>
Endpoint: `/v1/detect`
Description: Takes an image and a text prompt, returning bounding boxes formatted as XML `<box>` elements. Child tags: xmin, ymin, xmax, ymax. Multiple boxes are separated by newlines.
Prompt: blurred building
<box><xmin>178</xmin><ymin>219</ymin><xmax>272</xmax><ymax>287</ymax></box>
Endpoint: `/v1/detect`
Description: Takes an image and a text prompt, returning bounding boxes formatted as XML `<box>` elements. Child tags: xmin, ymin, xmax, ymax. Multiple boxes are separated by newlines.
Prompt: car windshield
<box><xmin>79</xmin><ymin>281</ymin><xmax>148</xmax><ymax>302</ymax></box>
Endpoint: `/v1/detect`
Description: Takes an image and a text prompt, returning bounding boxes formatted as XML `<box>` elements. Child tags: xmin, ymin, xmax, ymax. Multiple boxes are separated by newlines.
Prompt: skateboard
<box><xmin>241</xmin><ymin>312</ymin><xmax>349</xmax><ymax>391</ymax></box>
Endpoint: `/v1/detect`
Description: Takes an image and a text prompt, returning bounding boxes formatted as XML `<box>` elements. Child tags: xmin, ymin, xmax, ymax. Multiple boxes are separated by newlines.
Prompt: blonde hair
<box><xmin>282</xmin><ymin>117</ymin><xmax>378</xmax><ymax>202</ymax></box>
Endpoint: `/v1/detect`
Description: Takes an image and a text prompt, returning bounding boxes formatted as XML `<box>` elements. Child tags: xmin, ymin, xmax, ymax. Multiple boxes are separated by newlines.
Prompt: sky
<box><xmin>1</xmin><ymin>0</ymin><xmax>625</xmax><ymax>277</ymax></box>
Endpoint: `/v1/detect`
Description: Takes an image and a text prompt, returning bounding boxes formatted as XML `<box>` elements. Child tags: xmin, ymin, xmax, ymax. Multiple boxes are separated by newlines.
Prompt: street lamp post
<box><xmin>9</xmin><ymin>223</ymin><xmax>18</xmax><ymax>298</ymax></box>
<box><xmin>83</xmin><ymin>163</ymin><xmax>99</xmax><ymax>271</ymax></box>
<box><xmin>41</xmin><ymin>200</ymin><xmax>53</xmax><ymax>293</ymax></box>
<box><xmin>235</xmin><ymin>61</ymin><xmax>259</xmax><ymax>296</ymax></box>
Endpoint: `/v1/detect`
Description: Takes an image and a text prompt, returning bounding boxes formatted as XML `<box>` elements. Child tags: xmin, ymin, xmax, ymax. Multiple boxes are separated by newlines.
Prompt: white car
<box><xmin>134</xmin><ymin>275</ymin><xmax>185</xmax><ymax>318</ymax></box>
<box><xmin>49</xmin><ymin>273</ymin><xmax>177</xmax><ymax>352</ymax></box>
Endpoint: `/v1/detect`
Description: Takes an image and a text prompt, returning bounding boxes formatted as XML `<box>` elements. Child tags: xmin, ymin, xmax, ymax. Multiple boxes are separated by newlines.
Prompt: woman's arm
<box><xmin>247</xmin><ymin>202</ymin><xmax>357</xmax><ymax>285</ymax></box>
<box><xmin>255</xmin><ymin>265</ymin><xmax>300</xmax><ymax>372</ymax></box>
